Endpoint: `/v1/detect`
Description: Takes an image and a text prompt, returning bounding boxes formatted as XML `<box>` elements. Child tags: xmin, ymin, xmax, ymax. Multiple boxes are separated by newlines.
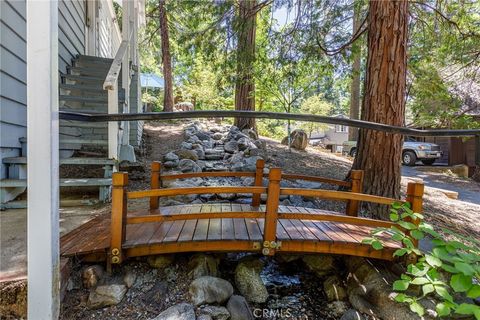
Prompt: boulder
<box><xmin>345</xmin><ymin>257</ymin><xmax>425</xmax><ymax>320</ymax></box>
<box><xmin>123</xmin><ymin>270</ymin><xmax>137</xmax><ymax>288</ymax></box>
<box><xmin>224</xmin><ymin>141</ymin><xmax>239</xmax><ymax>153</ymax></box>
<box><xmin>188</xmin><ymin>254</ymin><xmax>219</xmax><ymax>279</ymax></box>
<box><xmin>181</xmin><ymin>142</ymin><xmax>193</xmax><ymax>150</ymax></box>
<box><xmin>323</xmin><ymin>275</ymin><xmax>347</xmax><ymax>301</ymax></box>
<box><xmin>242</xmin><ymin>129</ymin><xmax>258</xmax><ymax>140</ymax></box>
<box><xmin>82</xmin><ymin>265</ymin><xmax>104</xmax><ymax>289</ymax></box>
<box><xmin>174</xmin><ymin>102</ymin><xmax>194</xmax><ymax>112</ymax></box>
<box><xmin>281</xmin><ymin>129</ymin><xmax>308</xmax><ymax>150</ymax></box>
<box><xmin>227</xmin><ymin>295</ymin><xmax>254</xmax><ymax>320</ymax></box>
<box><xmin>87</xmin><ymin>284</ymin><xmax>127</xmax><ymax>309</ymax></box>
<box><xmin>178</xmin><ymin>159</ymin><xmax>202</xmax><ymax>173</ymax></box>
<box><xmin>195</xmin><ymin>131</ymin><xmax>211</xmax><ymax>141</ymax></box>
<box><xmin>174</xmin><ymin>149</ymin><xmax>199</xmax><ymax>161</ymax></box>
<box><xmin>237</xmin><ymin>137</ymin><xmax>256</xmax><ymax>151</ymax></box>
<box><xmin>163</xmin><ymin>160</ymin><xmax>179</xmax><ymax>168</ymax></box>
<box><xmin>212</xmin><ymin>132</ymin><xmax>224</xmax><ymax>140</ymax></box>
<box><xmin>234</xmin><ymin>259</ymin><xmax>268</xmax><ymax>303</ymax></box>
<box><xmin>164</xmin><ymin>152</ymin><xmax>180</xmax><ymax>162</ymax></box>
<box><xmin>229</xmin><ymin>152</ymin><xmax>244</xmax><ymax>164</ymax></box>
<box><xmin>151</xmin><ymin>303</ymin><xmax>196</xmax><ymax>320</ymax></box>
<box><xmin>340</xmin><ymin>309</ymin><xmax>366</xmax><ymax>320</ymax></box>
<box><xmin>327</xmin><ymin>301</ymin><xmax>350</xmax><ymax>318</ymax></box>
<box><xmin>194</xmin><ymin>148</ymin><xmax>206</xmax><ymax>160</ymax></box>
<box><xmin>199</xmin><ymin>306</ymin><xmax>230</xmax><ymax>320</ymax></box>
<box><xmin>189</xmin><ymin>276</ymin><xmax>234</xmax><ymax>306</ymax></box>
<box><xmin>198</xmin><ymin>316</ymin><xmax>213</xmax><ymax>320</ymax></box>
<box><xmin>147</xmin><ymin>255</ymin><xmax>174</xmax><ymax>269</ymax></box>
<box><xmin>302</xmin><ymin>255</ymin><xmax>335</xmax><ymax>277</ymax></box>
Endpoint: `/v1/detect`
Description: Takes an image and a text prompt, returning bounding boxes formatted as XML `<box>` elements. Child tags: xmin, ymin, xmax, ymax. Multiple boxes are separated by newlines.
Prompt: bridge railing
<box><xmin>108</xmin><ymin>164</ymin><xmax>424</xmax><ymax>264</ymax></box>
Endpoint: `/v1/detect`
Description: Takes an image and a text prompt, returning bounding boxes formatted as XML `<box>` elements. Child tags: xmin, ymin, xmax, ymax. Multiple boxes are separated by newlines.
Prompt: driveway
<box><xmin>402</xmin><ymin>165</ymin><xmax>480</xmax><ymax>205</ymax></box>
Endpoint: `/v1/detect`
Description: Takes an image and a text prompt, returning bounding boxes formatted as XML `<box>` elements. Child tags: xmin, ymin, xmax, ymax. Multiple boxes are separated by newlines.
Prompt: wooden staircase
<box><xmin>0</xmin><ymin>55</ymin><xmax>122</xmax><ymax>209</ymax></box>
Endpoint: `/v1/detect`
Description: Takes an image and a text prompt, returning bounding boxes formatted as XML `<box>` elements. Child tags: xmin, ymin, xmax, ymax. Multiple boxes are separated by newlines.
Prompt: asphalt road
<box><xmin>401</xmin><ymin>164</ymin><xmax>480</xmax><ymax>205</ymax></box>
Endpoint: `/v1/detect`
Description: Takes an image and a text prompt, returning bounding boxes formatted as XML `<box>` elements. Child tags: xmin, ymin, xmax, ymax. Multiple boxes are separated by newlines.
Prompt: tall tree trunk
<box><xmin>348</xmin><ymin>3</ymin><xmax>362</xmax><ymax>141</ymax></box>
<box><xmin>352</xmin><ymin>0</ymin><xmax>408</xmax><ymax>220</ymax></box>
<box><xmin>234</xmin><ymin>0</ymin><xmax>257</xmax><ymax>130</ymax></box>
<box><xmin>159</xmin><ymin>0</ymin><xmax>173</xmax><ymax>112</ymax></box>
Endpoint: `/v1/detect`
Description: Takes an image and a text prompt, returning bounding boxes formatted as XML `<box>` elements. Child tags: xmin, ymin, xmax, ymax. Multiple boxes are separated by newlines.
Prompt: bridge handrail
<box><xmin>278</xmin><ymin>173</ymin><xmax>352</xmax><ymax>187</ymax></box>
<box><xmin>161</xmin><ymin>171</ymin><xmax>256</xmax><ymax>180</ymax></box>
<box><xmin>126</xmin><ymin>211</ymin><xmax>264</xmax><ymax>224</ymax></box>
<box><xmin>127</xmin><ymin>186</ymin><xmax>267</xmax><ymax>199</ymax></box>
<box><xmin>280</xmin><ymin>188</ymin><xmax>400</xmax><ymax>206</ymax></box>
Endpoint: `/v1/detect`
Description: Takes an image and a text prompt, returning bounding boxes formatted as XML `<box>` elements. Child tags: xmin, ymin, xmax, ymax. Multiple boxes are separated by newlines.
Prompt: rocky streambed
<box><xmin>58</xmin><ymin>122</ymin><xmax>426</xmax><ymax>320</ymax></box>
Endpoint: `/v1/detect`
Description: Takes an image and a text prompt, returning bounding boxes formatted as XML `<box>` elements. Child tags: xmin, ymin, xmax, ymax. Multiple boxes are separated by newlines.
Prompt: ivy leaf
<box><xmin>362</xmin><ymin>238</ymin><xmax>373</xmax><ymax>244</ymax></box>
<box><xmin>393</xmin><ymin>280</ymin><xmax>410</xmax><ymax>291</ymax></box>
<box><xmin>441</xmin><ymin>263</ymin><xmax>458</xmax><ymax>273</ymax></box>
<box><xmin>390</xmin><ymin>213</ymin><xmax>399</xmax><ymax>221</ymax></box>
<box><xmin>398</xmin><ymin>221</ymin><xmax>417</xmax><ymax>230</ymax></box>
<box><xmin>394</xmin><ymin>248</ymin><xmax>408</xmax><ymax>257</ymax></box>
<box><xmin>450</xmin><ymin>274</ymin><xmax>473</xmax><ymax>293</ymax></box>
<box><xmin>467</xmin><ymin>284</ymin><xmax>480</xmax><ymax>299</ymax></box>
<box><xmin>435</xmin><ymin>285</ymin><xmax>453</xmax><ymax>302</ymax></box>
<box><xmin>436</xmin><ymin>303</ymin><xmax>451</xmax><ymax>317</ymax></box>
<box><xmin>372</xmin><ymin>240</ymin><xmax>384</xmax><ymax>250</ymax></box>
<box><xmin>410</xmin><ymin>230</ymin><xmax>424</xmax><ymax>240</ymax></box>
<box><xmin>392</xmin><ymin>233</ymin><xmax>404</xmax><ymax>241</ymax></box>
<box><xmin>411</xmin><ymin>277</ymin><xmax>429</xmax><ymax>285</ymax></box>
<box><xmin>422</xmin><ymin>283</ymin><xmax>435</xmax><ymax>296</ymax></box>
<box><xmin>392</xmin><ymin>202</ymin><xmax>402</xmax><ymax>210</ymax></box>
<box><xmin>409</xmin><ymin>301</ymin><xmax>425</xmax><ymax>316</ymax></box>
<box><xmin>402</xmin><ymin>237</ymin><xmax>415</xmax><ymax>249</ymax></box>
<box><xmin>454</xmin><ymin>262</ymin><xmax>476</xmax><ymax>276</ymax></box>
<box><xmin>425</xmin><ymin>254</ymin><xmax>443</xmax><ymax>267</ymax></box>
<box><xmin>455</xmin><ymin>303</ymin><xmax>480</xmax><ymax>315</ymax></box>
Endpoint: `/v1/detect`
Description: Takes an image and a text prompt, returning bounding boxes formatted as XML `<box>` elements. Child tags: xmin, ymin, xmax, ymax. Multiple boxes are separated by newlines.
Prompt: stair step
<box><xmin>76</xmin><ymin>55</ymin><xmax>113</xmax><ymax>64</ymax></box>
<box><xmin>3</xmin><ymin>157</ymin><xmax>115</xmax><ymax>166</ymax></box>
<box><xmin>60</xmin><ymin>83</ymin><xmax>105</xmax><ymax>93</ymax></box>
<box><xmin>60</xmin><ymin>108</ymin><xmax>107</xmax><ymax>114</ymax></box>
<box><xmin>1</xmin><ymin>178</ymin><xmax>112</xmax><ymax>188</ymax></box>
<box><xmin>67</xmin><ymin>66</ymin><xmax>108</xmax><ymax>77</ymax></box>
<box><xmin>61</xmin><ymin>74</ymin><xmax>104</xmax><ymax>83</ymax></box>
<box><xmin>60</xmin><ymin>120</ymin><xmax>106</xmax><ymax>128</ymax></box>
<box><xmin>0</xmin><ymin>198</ymin><xmax>102</xmax><ymax>209</ymax></box>
<box><xmin>59</xmin><ymin>95</ymin><xmax>125</xmax><ymax>104</ymax></box>
<box><xmin>60</xmin><ymin>138</ymin><xmax>108</xmax><ymax>145</ymax></box>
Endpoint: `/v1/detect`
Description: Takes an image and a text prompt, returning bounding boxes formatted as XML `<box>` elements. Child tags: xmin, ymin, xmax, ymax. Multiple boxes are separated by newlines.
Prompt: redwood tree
<box><xmin>159</xmin><ymin>0</ymin><xmax>174</xmax><ymax>112</ymax></box>
<box><xmin>352</xmin><ymin>0</ymin><xmax>408</xmax><ymax>219</ymax></box>
<box><xmin>234</xmin><ymin>0</ymin><xmax>257</xmax><ymax>130</ymax></box>
<box><xmin>348</xmin><ymin>3</ymin><xmax>362</xmax><ymax>141</ymax></box>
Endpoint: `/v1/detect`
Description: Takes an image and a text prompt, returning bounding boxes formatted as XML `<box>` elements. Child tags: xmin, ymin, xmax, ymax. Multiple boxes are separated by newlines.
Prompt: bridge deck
<box><xmin>61</xmin><ymin>204</ymin><xmax>400</xmax><ymax>261</ymax></box>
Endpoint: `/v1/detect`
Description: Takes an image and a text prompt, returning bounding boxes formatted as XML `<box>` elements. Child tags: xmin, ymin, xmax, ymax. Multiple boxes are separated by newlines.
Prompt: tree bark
<box><xmin>234</xmin><ymin>0</ymin><xmax>257</xmax><ymax>130</ymax></box>
<box><xmin>348</xmin><ymin>3</ymin><xmax>362</xmax><ymax>141</ymax></box>
<box><xmin>159</xmin><ymin>0</ymin><xmax>174</xmax><ymax>112</ymax></box>
<box><xmin>352</xmin><ymin>0</ymin><xmax>408</xmax><ymax>220</ymax></box>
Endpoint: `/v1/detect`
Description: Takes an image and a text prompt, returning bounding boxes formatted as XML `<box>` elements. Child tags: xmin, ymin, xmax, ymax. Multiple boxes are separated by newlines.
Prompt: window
<box><xmin>335</xmin><ymin>125</ymin><xmax>348</xmax><ymax>133</ymax></box>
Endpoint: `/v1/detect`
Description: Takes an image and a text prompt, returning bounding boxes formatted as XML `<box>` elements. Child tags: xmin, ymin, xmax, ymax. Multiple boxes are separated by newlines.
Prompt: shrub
<box><xmin>363</xmin><ymin>202</ymin><xmax>480</xmax><ymax>318</ymax></box>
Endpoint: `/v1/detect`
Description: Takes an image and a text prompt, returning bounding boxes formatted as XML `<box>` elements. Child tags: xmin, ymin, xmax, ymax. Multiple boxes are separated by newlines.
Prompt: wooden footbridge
<box><xmin>60</xmin><ymin>159</ymin><xmax>424</xmax><ymax>265</ymax></box>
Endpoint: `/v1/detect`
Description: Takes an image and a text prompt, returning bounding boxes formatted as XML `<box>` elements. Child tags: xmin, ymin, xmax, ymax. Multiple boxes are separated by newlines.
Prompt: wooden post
<box><xmin>150</xmin><ymin>161</ymin><xmax>162</xmax><ymax>210</ymax></box>
<box><xmin>27</xmin><ymin>1</ymin><xmax>60</xmax><ymax>318</ymax></box>
<box><xmin>406</xmin><ymin>181</ymin><xmax>424</xmax><ymax>247</ymax></box>
<box><xmin>475</xmin><ymin>134</ymin><xmax>480</xmax><ymax>167</ymax></box>
<box><xmin>252</xmin><ymin>159</ymin><xmax>265</xmax><ymax>206</ymax></box>
<box><xmin>345</xmin><ymin>170</ymin><xmax>364</xmax><ymax>216</ymax></box>
<box><xmin>263</xmin><ymin>168</ymin><xmax>281</xmax><ymax>256</ymax></box>
<box><xmin>110</xmin><ymin>172</ymin><xmax>128</xmax><ymax>265</ymax></box>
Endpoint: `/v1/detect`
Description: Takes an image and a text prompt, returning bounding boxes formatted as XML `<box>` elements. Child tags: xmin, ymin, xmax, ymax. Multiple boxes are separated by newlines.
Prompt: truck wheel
<box><xmin>421</xmin><ymin>159</ymin><xmax>435</xmax><ymax>165</ymax></box>
<box><xmin>350</xmin><ymin>148</ymin><xmax>357</xmax><ymax>157</ymax></box>
<box><xmin>402</xmin><ymin>151</ymin><xmax>417</xmax><ymax>166</ymax></box>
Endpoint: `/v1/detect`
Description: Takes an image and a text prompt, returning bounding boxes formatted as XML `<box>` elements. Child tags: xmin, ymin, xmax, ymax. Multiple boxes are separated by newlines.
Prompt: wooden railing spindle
<box><xmin>263</xmin><ymin>168</ymin><xmax>281</xmax><ymax>256</ymax></box>
<box><xmin>252</xmin><ymin>159</ymin><xmax>265</xmax><ymax>206</ymax></box>
<box><xmin>346</xmin><ymin>170</ymin><xmax>364</xmax><ymax>216</ymax></box>
<box><xmin>406</xmin><ymin>181</ymin><xmax>424</xmax><ymax>247</ymax></box>
<box><xmin>150</xmin><ymin>161</ymin><xmax>162</xmax><ymax>210</ymax></box>
<box><xmin>110</xmin><ymin>172</ymin><xmax>128</xmax><ymax>265</ymax></box>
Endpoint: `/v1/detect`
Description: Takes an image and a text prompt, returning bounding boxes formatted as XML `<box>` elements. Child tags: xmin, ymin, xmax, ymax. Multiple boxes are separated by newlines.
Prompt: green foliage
<box><xmin>363</xmin><ymin>202</ymin><xmax>480</xmax><ymax>318</ymax></box>
<box><xmin>297</xmin><ymin>95</ymin><xmax>333</xmax><ymax>137</ymax></box>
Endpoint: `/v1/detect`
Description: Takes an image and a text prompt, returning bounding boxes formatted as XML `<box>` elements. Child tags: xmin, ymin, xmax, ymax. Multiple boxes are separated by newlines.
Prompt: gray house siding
<box><xmin>0</xmin><ymin>0</ymin><xmax>86</xmax><ymax>178</ymax></box>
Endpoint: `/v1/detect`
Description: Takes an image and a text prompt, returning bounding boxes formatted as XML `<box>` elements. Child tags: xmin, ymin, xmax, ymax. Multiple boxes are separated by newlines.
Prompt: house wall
<box><xmin>0</xmin><ymin>0</ymin><xmax>86</xmax><ymax>178</ymax></box>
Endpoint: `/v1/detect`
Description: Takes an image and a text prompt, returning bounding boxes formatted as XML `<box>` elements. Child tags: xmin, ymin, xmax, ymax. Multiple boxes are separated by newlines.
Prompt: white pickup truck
<box><xmin>342</xmin><ymin>139</ymin><xmax>443</xmax><ymax>166</ymax></box>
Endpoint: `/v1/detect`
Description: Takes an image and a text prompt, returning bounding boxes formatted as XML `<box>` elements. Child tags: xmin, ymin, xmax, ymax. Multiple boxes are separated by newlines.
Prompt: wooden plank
<box><xmin>222</xmin><ymin>218</ymin><xmax>234</xmax><ymax>240</ymax></box>
<box><xmin>207</xmin><ymin>218</ymin><xmax>222</xmax><ymax>240</ymax></box>
<box><xmin>233</xmin><ymin>218</ymin><xmax>249</xmax><ymax>240</ymax></box>
<box><xmin>164</xmin><ymin>220</ymin><xmax>186</xmax><ymax>243</ymax></box>
<box><xmin>193</xmin><ymin>219</ymin><xmax>209</xmax><ymax>241</ymax></box>
<box><xmin>279</xmin><ymin>219</ymin><xmax>305</xmax><ymax>240</ymax></box>
<box><xmin>146</xmin><ymin>221</ymin><xmax>174</xmax><ymax>245</ymax></box>
<box><xmin>178</xmin><ymin>220</ymin><xmax>198</xmax><ymax>242</ymax></box>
